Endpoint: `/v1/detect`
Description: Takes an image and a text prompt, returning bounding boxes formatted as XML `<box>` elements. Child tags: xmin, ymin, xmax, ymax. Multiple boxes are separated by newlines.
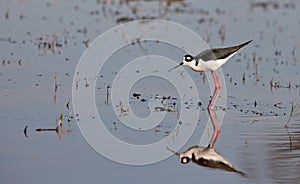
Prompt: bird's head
<box><xmin>168</xmin><ymin>54</ymin><xmax>196</xmax><ymax>72</ymax></box>
<box><xmin>182</xmin><ymin>55</ymin><xmax>195</xmax><ymax>65</ymax></box>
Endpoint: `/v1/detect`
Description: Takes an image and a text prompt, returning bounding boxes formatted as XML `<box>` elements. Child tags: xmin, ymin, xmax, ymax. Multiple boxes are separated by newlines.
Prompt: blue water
<box><xmin>1</xmin><ymin>0</ymin><xmax>300</xmax><ymax>183</ymax></box>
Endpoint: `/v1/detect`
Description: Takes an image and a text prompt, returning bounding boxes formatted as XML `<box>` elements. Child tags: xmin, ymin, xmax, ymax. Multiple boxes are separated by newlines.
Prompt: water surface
<box><xmin>1</xmin><ymin>0</ymin><xmax>300</xmax><ymax>183</ymax></box>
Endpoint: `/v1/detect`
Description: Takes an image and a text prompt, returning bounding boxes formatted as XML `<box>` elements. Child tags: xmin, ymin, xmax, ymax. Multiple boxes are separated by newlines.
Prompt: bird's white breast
<box><xmin>194</xmin><ymin>58</ymin><xmax>229</xmax><ymax>72</ymax></box>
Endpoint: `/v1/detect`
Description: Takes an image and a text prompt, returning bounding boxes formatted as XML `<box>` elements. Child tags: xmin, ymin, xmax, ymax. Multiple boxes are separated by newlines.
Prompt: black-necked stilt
<box><xmin>167</xmin><ymin>146</ymin><xmax>245</xmax><ymax>175</ymax></box>
<box><xmin>169</xmin><ymin>40</ymin><xmax>252</xmax><ymax>109</ymax></box>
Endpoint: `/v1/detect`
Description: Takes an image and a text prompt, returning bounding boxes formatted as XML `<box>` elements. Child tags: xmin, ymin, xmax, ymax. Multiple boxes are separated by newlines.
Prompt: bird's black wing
<box><xmin>195</xmin><ymin>40</ymin><xmax>252</xmax><ymax>61</ymax></box>
<box><xmin>193</xmin><ymin>157</ymin><xmax>245</xmax><ymax>176</ymax></box>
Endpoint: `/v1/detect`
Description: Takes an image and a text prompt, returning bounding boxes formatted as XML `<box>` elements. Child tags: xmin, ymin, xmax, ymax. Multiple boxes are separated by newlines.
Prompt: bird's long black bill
<box><xmin>168</xmin><ymin>62</ymin><xmax>183</xmax><ymax>72</ymax></box>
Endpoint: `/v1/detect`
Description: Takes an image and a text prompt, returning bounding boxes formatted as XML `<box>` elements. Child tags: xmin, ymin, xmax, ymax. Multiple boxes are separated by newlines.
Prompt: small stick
<box><xmin>105</xmin><ymin>85</ymin><xmax>110</xmax><ymax>105</ymax></box>
<box><xmin>36</xmin><ymin>127</ymin><xmax>58</xmax><ymax>132</ymax></box>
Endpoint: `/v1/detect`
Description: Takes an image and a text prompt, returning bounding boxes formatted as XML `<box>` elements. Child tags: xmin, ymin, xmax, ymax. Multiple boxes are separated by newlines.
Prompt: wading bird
<box><xmin>169</xmin><ymin>40</ymin><xmax>252</xmax><ymax>109</ymax></box>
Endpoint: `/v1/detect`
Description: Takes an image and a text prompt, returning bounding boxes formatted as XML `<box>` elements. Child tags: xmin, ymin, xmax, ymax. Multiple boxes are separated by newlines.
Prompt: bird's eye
<box><xmin>184</xmin><ymin>55</ymin><xmax>193</xmax><ymax>62</ymax></box>
<box><xmin>180</xmin><ymin>157</ymin><xmax>190</xmax><ymax>164</ymax></box>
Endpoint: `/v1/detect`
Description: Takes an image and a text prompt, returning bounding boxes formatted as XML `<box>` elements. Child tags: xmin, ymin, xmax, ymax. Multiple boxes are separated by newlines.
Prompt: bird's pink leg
<box><xmin>207</xmin><ymin>71</ymin><xmax>222</xmax><ymax>110</ymax></box>
<box><xmin>212</xmin><ymin>71</ymin><xmax>222</xmax><ymax>108</ymax></box>
<box><xmin>208</xmin><ymin>109</ymin><xmax>220</xmax><ymax>148</ymax></box>
<box><xmin>207</xmin><ymin>71</ymin><xmax>217</xmax><ymax>109</ymax></box>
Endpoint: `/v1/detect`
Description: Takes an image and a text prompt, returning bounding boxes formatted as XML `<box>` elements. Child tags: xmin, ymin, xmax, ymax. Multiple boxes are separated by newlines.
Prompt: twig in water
<box><xmin>218</xmin><ymin>25</ymin><xmax>225</xmax><ymax>45</ymax></box>
<box><xmin>66</xmin><ymin>99</ymin><xmax>70</xmax><ymax>110</ymax></box>
<box><xmin>23</xmin><ymin>125</ymin><xmax>28</xmax><ymax>138</ymax></box>
<box><xmin>58</xmin><ymin>112</ymin><xmax>63</xmax><ymax>126</ymax></box>
<box><xmin>67</xmin><ymin>111</ymin><xmax>73</xmax><ymax>125</ymax></box>
<box><xmin>242</xmin><ymin>72</ymin><xmax>246</xmax><ymax>85</ymax></box>
<box><xmin>105</xmin><ymin>85</ymin><xmax>110</xmax><ymax>105</ymax></box>
<box><xmin>285</xmin><ymin>127</ymin><xmax>293</xmax><ymax>150</ymax></box>
<box><xmin>53</xmin><ymin>71</ymin><xmax>58</xmax><ymax>104</ymax></box>
<box><xmin>285</xmin><ymin>101</ymin><xmax>300</xmax><ymax>127</ymax></box>
<box><xmin>36</xmin><ymin>127</ymin><xmax>58</xmax><ymax>132</ymax></box>
<box><xmin>53</xmin><ymin>93</ymin><xmax>57</xmax><ymax>105</ymax></box>
<box><xmin>292</xmin><ymin>41</ymin><xmax>298</xmax><ymax>63</ymax></box>
<box><xmin>119</xmin><ymin>101</ymin><xmax>128</xmax><ymax>117</ymax></box>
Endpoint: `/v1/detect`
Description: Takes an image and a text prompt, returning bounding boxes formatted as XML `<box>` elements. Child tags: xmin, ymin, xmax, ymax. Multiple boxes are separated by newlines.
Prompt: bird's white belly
<box><xmin>196</xmin><ymin>59</ymin><xmax>228</xmax><ymax>72</ymax></box>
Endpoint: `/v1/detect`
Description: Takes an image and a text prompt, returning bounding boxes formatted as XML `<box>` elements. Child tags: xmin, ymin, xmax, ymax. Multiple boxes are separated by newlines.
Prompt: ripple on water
<box><xmin>231</xmin><ymin>116</ymin><xmax>300</xmax><ymax>184</ymax></box>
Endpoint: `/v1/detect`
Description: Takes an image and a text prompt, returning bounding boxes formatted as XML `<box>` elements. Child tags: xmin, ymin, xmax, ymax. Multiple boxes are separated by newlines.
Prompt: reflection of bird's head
<box><xmin>178</xmin><ymin>147</ymin><xmax>196</xmax><ymax>164</ymax></box>
<box><xmin>167</xmin><ymin>147</ymin><xmax>191</xmax><ymax>164</ymax></box>
<box><xmin>180</xmin><ymin>156</ymin><xmax>191</xmax><ymax>164</ymax></box>
<box><xmin>167</xmin><ymin>146</ymin><xmax>201</xmax><ymax>164</ymax></box>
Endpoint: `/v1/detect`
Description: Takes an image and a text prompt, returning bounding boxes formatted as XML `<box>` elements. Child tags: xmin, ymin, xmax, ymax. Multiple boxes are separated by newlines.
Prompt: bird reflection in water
<box><xmin>207</xmin><ymin>109</ymin><xmax>220</xmax><ymax>148</ymax></box>
<box><xmin>168</xmin><ymin>109</ymin><xmax>245</xmax><ymax>176</ymax></box>
<box><xmin>168</xmin><ymin>146</ymin><xmax>245</xmax><ymax>176</ymax></box>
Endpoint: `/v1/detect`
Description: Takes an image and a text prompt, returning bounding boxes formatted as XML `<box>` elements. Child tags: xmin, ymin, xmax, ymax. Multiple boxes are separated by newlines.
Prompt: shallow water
<box><xmin>1</xmin><ymin>0</ymin><xmax>300</xmax><ymax>184</ymax></box>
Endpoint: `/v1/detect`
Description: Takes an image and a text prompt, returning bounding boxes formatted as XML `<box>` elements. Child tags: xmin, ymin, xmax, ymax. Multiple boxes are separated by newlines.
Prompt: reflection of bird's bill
<box><xmin>168</xmin><ymin>62</ymin><xmax>183</xmax><ymax>72</ymax></box>
<box><xmin>166</xmin><ymin>147</ymin><xmax>180</xmax><ymax>156</ymax></box>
